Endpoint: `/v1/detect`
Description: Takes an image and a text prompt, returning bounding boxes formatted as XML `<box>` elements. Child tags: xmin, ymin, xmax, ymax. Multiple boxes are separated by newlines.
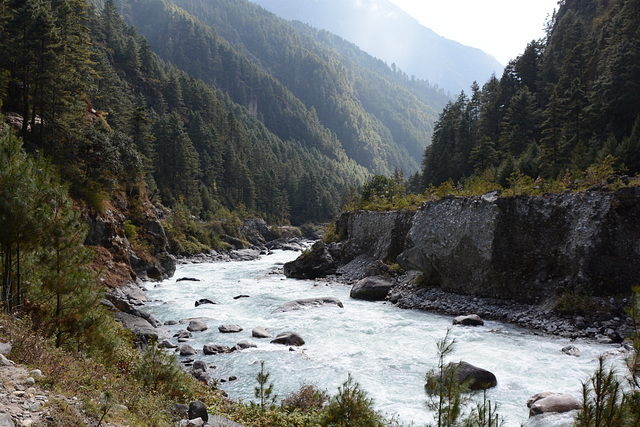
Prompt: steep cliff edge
<box><xmin>287</xmin><ymin>188</ymin><xmax>640</xmax><ymax>306</ymax></box>
<box><xmin>398</xmin><ymin>188</ymin><xmax>640</xmax><ymax>304</ymax></box>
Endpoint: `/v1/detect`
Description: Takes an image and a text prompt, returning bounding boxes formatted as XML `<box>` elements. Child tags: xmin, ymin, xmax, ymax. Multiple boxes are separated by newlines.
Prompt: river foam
<box><xmin>144</xmin><ymin>250</ymin><xmax>625</xmax><ymax>426</ymax></box>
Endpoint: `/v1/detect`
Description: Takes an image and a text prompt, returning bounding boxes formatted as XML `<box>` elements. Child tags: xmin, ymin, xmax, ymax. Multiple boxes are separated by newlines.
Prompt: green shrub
<box><xmin>319</xmin><ymin>374</ymin><xmax>386</xmax><ymax>427</ymax></box>
<box><xmin>281</xmin><ymin>384</ymin><xmax>329</xmax><ymax>413</ymax></box>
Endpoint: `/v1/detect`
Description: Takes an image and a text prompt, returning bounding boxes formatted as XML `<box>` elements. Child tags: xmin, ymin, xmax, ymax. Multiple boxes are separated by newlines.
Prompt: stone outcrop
<box><xmin>398</xmin><ymin>189</ymin><xmax>640</xmax><ymax>303</ymax></box>
<box><xmin>283</xmin><ymin>241</ymin><xmax>337</xmax><ymax>279</ymax></box>
<box><xmin>290</xmin><ymin>189</ymin><xmax>640</xmax><ymax>307</ymax></box>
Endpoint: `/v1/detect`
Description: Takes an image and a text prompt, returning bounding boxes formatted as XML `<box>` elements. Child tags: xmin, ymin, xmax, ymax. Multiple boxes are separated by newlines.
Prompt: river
<box><xmin>143</xmin><ymin>249</ymin><xmax>625</xmax><ymax>426</ymax></box>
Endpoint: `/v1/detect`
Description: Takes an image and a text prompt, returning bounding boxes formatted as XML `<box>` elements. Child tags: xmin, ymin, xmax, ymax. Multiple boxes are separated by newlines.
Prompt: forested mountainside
<box><xmin>420</xmin><ymin>0</ymin><xmax>640</xmax><ymax>187</ymax></box>
<box><xmin>114</xmin><ymin>0</ymin><xmax>446</xmax><ymax>177</ymax></box>
<box><xmin>249</xmin><ymin>0</ymin><xmax>503</xmax><ymax>94</ymax></box>
<box><xmin>1</xmin><ymin>0</ymin><xmax>443</xmax><ymax>228</ymax></box>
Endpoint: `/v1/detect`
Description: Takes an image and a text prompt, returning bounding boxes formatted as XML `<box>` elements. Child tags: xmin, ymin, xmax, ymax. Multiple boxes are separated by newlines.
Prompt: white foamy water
<box><xmin>143</xmin><ymin>250</ymin><xmax>624</xmax><ymax>426</ymax></box>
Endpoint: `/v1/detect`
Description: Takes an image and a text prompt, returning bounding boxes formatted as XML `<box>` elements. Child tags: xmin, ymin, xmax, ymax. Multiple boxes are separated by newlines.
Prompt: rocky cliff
<box><xmin>289</xmin><ymin>188</ymin><xmax>640</xmax><ymax>305</ymax></box>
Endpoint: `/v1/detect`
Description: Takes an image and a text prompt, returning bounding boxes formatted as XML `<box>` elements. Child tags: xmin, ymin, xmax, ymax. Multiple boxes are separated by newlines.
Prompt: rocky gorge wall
<box><xmin>331</xmin><ymin>187</ymin><xmax>640</xmax><ymax>304</ymax></box>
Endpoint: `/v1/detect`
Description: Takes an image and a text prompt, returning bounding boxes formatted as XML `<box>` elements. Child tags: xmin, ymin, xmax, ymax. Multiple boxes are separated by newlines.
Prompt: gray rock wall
<box><xmin>339</xmin><ymin>188</ymin><xmax>640</xmax><ymax>304</ymax></box>
<box><xmin>336</xmin><ymin>210</ymin><xmax>415</xmax><ymax>263</ymax></box>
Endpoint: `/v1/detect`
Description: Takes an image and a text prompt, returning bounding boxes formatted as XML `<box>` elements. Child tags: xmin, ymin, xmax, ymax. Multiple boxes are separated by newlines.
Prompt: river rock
<box><xmin>187</xmin><ymin>320</ymin><xmax>208</xmax><ymax>332</ymax></box>
<box><xmin>180</xmin><ymin>344</ymin><xmax>197</xmax><ymax>356</ymax></box>
<box><xmin>233</xmin><ymin>340</ymin><xmax>257</xmax><ymax>351</ymax></box>
<box><xmin>453</xmin><ymin>314</ymin><xmax>484</xmax><ymax>326</ymax></box>
<box><xmin>188</xmin><ymin>400</ymin><xmax>209</xmax><ymax>422</ymax></box>
<box><xmin>456</xmin><ymin>361</ymin><xmax>497</xmax><ymax>390</ymax></box>
<box><xmin>218</xmin><ymin>324</ymin><xmax>243</xmax><ymax>333</ymax></box>
<box><xmin>175</xmin><ymin>330</ymin><xmax>192</xmax><ymax>339</ymax></box>
<box><xmin>283</xmin><ymin>241</ymin><xmax>337</xmax><ymax>279</ymax></box>
<box><xmin>527</xmin><ymin>392</ymin><xmax>582</xmax><ymax>417</ymax></box>
<box><xmin>252</xmin><ymin>327</ymin><xmax>272</xmax><ymax>338</ymax></box>
<box><xmin>271</xmin><ymin>331</ymin><xmax>305</xmax><ymax>346</ymax></box>
<box><xmin>350</xmin><ymin>276</ymin><xmax>394</xmax><ymax>301</ymax></box>
<box><xmin>158</xmin><ymin>339</ymin><xmax>177</xmax><ymax>349</ymax></box>
<box><xmin>562</xmin><ymin>345</ymin><xmax>580</xmax><ymax>357</ymax></box>
<box><xmin>427</xmin><ymin>361</ymin><xmax>497</xmax><ymax>391</ymax></box>
<box><xmin>203</xmin><ymin>344</ymin><xmax>232</xmax><ymax>355</ymax></box>
<box><xmin>192</xmin><ymin>360</ymin><xmax>208</xmax><ymax>372</ymax></box>
<box><xmin>272</xmin><ymin>297</ymin><xmax>343</xmax><ymax>313</ymax></box>
<box><xmin>195</xmin><ymin>298</ymin><xmax>218</xmax><ymax>307</ymax></box>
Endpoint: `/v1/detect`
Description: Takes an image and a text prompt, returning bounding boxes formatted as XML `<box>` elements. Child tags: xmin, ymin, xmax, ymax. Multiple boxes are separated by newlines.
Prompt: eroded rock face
<box><xmin>336</xmin><ymin>210</ymin><xmax>415</xmax><ymax>265</ymax></box>
<box><xmin>297</xmin><ymin>188</ymin><xmax>640</xmax><ymax>305</ymax></box>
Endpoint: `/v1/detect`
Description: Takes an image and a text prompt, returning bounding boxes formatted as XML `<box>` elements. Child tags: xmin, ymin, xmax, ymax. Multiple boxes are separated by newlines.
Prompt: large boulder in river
<box><xmin>527</xmin><ymin>392</ymin><xmax>582</xmax><ymax>417</ymax></box>
<box><xmin>453</xmin><ymin>314</ymin><xmax>484</xmax><ymax>326</ymax></box>
<box><xmin>350</xmin><ymin>276</ymin><xmax>394</xmax><ymax>301</ymax></box>
<box><xmin>187</xmin><ymin>320</ymin><xmax>208</xmax><ymax>332</ymax></box>
<box><xmin>252</xmin><ymin>327</ymin><xmax>272</xmax><ymax>338</ymax></box>
<box><xmin>428</xmin><ymin>361</ymin><xmax>497</xmax><ymax>391</ymax></box>
<box><xmin>195</xmin><ymin>298</ymin><xmax>218</xmax><ymax>307</ymax></box>
<box><xmin>203</xmin><ymin>344</ymin><xmax>231</xmax><ymax>355</ymax></box>
<box><xmin>180</xmin><ymin>344</ymin><xmax>198</xmax><ymax>356</ymax></box>
<box><xmin>455</xmin><ymin>361</ymin><xmax>497</xmax><ymax>390</ymax></box>
<box><xmin>283</xmin><ymin>241</ymin><xmax>337</xmax><ymax>279</ymax></box>
<box><xmin>271</xmin><ymin>331</ymin><xmax>305</xmax><ymax>346</ymax></box>
<box><xmin>218</xmin><ymin>324</ymin><xmax>243</xmax><ymax>333</ymax></box>
<box><xmin>272</xmin><ymin>297</ymin><xmax>343</xmax><ymax>313</ymax></box>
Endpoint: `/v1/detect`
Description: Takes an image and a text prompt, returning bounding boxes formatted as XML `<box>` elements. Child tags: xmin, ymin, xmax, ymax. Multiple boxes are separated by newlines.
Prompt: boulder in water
<box><xmin>203</xmin><ymin>344</ymin><xmax>231</xmax><ymax>355</ymax></box>
<box><xmin>218</xmin><ymin>324</ymin><xmax>243</xmax><ymax>333</ymax></box>
<box><xmin>272</xmin><ymin>297</ymin><xmax>343</xmax><ymax>313</ymax></box>
<box><xmin>195</xmin><ymin>298</ymin><xmax>218</xmax><ymax>307</ymax></box>
<box><xmin>252</xmin><ymin>327</ymin><xmax>272</xmax><ymax>338</ymax></box>
<box><xmin>427</xmin><ymin>361</ymin><xmax>497</xmax><ymax>391</ymax></box>
<box><xmin>271</xmin><ymin>331</ymin><xmax>305</xmax><ymax>346</ymax></box>
<box><xmin>180</xmin><ymin>344</ymin><xmax>197</xmax><ymax>356</ymax></box>
<box><xmin>527</xmin><ymin>392</ymin><xmax>582</xmax><ymax>417</ymax></box>
<box><xmin>187</xmin><ymin>320</ymin><xmax>208</xmax><ymax>332</ymax></box>
<box><xmin>453</xmin><ymin>314</ymin><xmax>484</xmax><ymax>326</ymax></box>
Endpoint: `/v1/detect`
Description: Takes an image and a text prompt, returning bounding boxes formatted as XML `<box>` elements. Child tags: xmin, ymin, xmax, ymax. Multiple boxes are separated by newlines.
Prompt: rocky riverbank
<box><xmin>284</xmin><ymin>188</ymin><xmax>640</xmax><ymax>343</ymax></box>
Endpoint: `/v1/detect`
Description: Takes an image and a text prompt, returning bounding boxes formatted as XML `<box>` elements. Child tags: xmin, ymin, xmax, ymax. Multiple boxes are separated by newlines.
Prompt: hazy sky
<box><xmin>386</xmin><ymin>0</ymin><xmax>560</xmax><ymax>65</ymax></box>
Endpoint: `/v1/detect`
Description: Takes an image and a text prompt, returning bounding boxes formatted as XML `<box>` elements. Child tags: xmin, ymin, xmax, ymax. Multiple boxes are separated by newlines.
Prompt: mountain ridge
<box><xmin>248</xmin><ymin>0</ymin><xmax>503</xmax><ymax>94</ymax></box>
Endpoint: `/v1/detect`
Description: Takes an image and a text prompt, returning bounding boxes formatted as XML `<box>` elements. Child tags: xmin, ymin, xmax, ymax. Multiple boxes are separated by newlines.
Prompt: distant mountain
<box><xmin>117</xmin><ymin>0</ymin><xmax>448</xmax><ymax>178</ymax></box>
<box><xmin>249</xmin><ymin>0</ymin><xmax>503</xmax><ymax>95</ymax></box>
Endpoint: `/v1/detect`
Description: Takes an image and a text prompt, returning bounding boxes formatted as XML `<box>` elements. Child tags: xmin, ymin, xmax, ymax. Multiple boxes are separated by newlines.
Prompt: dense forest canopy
<box><xmin>0</xmin><ymin>0</ymin><xmax>452</xmax><ymax>228</ymax></box>
<box><xmin>114</xmin><ymin>0</ymin><xmax>445</xmax><ymax>176</ymax></box>
<box><xmin>420</xmin><ymin>0</ymin><xmax>640</xmax><ymax>188</ymax></box>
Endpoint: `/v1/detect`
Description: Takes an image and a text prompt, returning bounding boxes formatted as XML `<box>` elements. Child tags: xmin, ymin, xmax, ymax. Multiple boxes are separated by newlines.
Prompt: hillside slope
<box><xmin>116</xmin><ymin>0</ymin><xmax>446</xmax><ymax>176</ymax></box>
<box><xmin>249</xmin><ymin>0</ymin><xmax>503</xmax><ymax>94</ymax></box>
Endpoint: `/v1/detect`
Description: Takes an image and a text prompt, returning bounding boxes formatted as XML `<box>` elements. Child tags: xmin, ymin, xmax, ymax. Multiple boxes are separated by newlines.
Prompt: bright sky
<box><xmin>386</xmin><ymin>0</ymin><xmax>560</xmax><ymax>65</ymax></box>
